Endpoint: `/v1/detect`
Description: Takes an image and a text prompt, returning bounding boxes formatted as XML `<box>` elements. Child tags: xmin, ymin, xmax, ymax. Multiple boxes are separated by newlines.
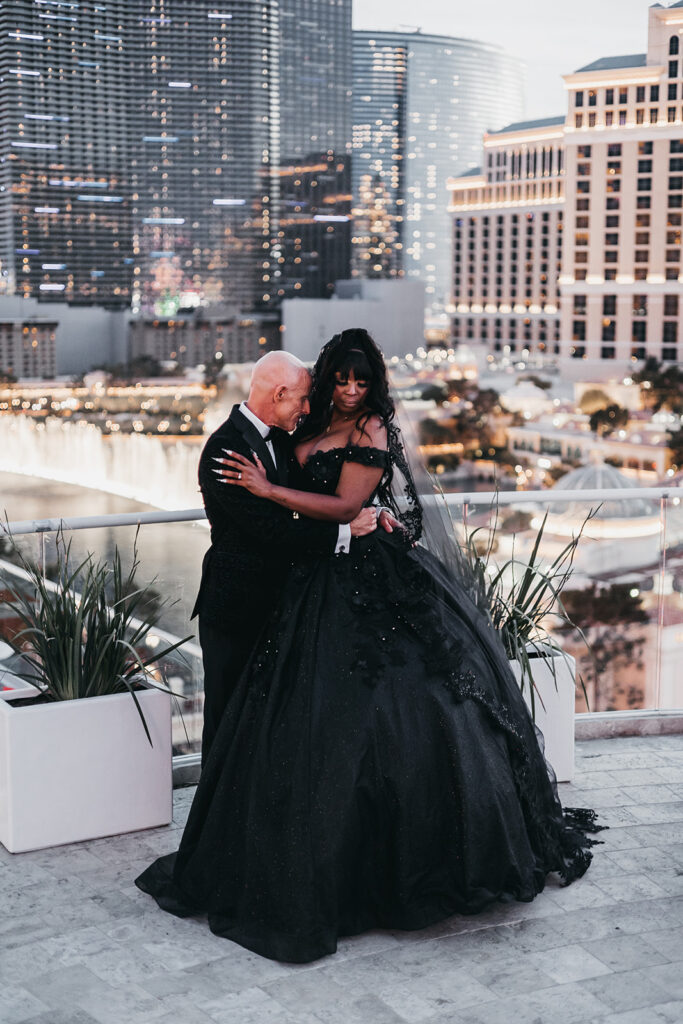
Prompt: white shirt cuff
<box><xmin>335</xmin><ymin>523</ymin><xmax>352</xmax><ymax>555</ymax></box>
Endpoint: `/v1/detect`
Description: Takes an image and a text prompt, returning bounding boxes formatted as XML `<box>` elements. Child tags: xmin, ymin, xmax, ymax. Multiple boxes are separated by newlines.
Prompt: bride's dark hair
<box><xmin>294</xmin><ymin>328</ymin><xmax>424</xmax><ymax>542</ymax></box>
<box><xmin>294</xmin><ymin>327</ymin><xmax>395</xmax><ymax>444</ymax></box>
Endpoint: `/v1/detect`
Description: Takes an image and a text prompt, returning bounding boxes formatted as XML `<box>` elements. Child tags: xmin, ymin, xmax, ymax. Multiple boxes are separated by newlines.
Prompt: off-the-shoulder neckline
<box><xmin>296</xmin><ymin>444</ymin><xmax>390</xmax><ymax>471</ymax></box>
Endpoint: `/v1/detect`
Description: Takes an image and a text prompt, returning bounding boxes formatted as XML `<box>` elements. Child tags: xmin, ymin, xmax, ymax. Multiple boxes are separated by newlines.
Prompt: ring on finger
<box><xmin>237</xmin><ymin>472</ymin><xmax>242</xmax><ymax>480</ymax></box>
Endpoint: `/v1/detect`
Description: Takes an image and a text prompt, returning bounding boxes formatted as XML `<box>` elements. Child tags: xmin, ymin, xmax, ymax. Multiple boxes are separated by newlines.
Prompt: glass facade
<box><xmin>352</xmin><ymin>31</ymin><xmax>525</xmax><ymax>322</ymax></box>
<box><xmin>0</xmin><ymin>0</ymin><xmax>133</xmax><ymax>305</ymax></box>
<box><xmin>1</xmin><ymin>0</ymin><xmax>350</xmax><ymax>316</ymax></box>
<box><xmin>275</xmin><ymin>0</ymin><xmax>352</xmax><ymax>300</ymax></box>
<box><xmin>128</xmin><ymin>1</ymin><xmax>279</xmax><ymax>316</ymax></box>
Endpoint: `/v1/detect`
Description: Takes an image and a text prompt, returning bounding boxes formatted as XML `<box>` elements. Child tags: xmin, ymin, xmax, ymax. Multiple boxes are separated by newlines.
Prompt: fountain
<box><xmin>0</xmin><ymin>417</ymin><xmax>202</xmax><ymax>511</ymax></box>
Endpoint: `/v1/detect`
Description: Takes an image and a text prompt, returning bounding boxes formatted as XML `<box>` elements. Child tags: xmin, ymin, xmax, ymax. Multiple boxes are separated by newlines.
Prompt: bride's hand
<box><xmin>213</xmin><ymin>450</ymin><xmax>272</xmax><ymax>498</ymax></box>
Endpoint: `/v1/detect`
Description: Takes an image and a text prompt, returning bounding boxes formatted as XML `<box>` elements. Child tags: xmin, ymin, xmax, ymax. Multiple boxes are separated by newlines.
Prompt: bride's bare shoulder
<box><xmin>349</xmin><ymin>414</ymin><xmax>387</xmax><ymax>449</ymax></box>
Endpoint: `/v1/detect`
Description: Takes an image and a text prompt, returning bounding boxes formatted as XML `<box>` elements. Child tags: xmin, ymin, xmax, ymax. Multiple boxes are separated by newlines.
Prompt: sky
<box><xmin>353</xmin><ymin>0</ymin><xmax>657</xmax><ymax>121</ymax></box>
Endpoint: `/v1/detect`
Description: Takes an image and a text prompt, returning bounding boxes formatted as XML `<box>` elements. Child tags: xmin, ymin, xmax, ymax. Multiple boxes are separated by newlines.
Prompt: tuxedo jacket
<box><xmin>192</xmin><ymin>405</ymin><xmax>339</xmax><ymax>631</ymax></box>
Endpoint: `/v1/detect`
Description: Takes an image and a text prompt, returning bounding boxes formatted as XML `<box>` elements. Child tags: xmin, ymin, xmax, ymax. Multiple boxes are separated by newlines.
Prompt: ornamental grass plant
<box><xmin>458</xmin><ymin>507</ymin><xmax>596</xmax><ymax>717</ymax></box>
<box><xmin>0</xmin><ymin>528</ymin><xmax>191</xmax><ymax>745</ymax></box>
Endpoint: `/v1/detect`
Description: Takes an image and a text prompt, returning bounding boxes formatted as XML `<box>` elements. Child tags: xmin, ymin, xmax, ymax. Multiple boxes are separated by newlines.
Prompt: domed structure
<box><xmin>499</xmin><ymin>380</ymin><xmax>553</xmax><ymax>416</ymax></box>
<box><xmin>535</xmin><ymin>458</ymin><xmax>661</xmax><ymax>538</ymax></box>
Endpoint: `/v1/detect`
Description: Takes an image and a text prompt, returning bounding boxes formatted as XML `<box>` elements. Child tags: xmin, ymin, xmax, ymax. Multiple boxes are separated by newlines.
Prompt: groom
<box><xmin>192</xmin><ymin>351</ymin><xmax>378</xmax><ymax>763</ymax></box>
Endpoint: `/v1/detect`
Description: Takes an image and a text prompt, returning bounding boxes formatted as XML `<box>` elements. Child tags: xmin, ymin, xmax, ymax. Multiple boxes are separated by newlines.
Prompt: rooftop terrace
<box><xmin>2</xmin><ymin>734</ymin><xmax>683</xmax><ymax>1024</ymax></box>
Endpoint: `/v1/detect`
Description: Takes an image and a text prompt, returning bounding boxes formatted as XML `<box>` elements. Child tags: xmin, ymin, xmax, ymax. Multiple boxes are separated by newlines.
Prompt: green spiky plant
<box><xmin>457</xmin><ymin>506</ymin><xmax>597</xmax><ymax>718</ymax></box>
<box><xmin>0</xmin><ymin>528</ymin><xmax>191</xmax><ymax>745</ymax></box>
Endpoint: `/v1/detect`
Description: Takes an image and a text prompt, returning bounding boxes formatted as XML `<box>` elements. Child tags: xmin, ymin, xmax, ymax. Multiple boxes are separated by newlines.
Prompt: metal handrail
<box><xmin>1</xmin><ymin>486</ymin><xmax>678</xmax><ymax>536</ymax></box>
<box><xmin>437</xmin><ymin>486</ymin><xmax>678</xmax><ymax>505</ymax></box>
<box><xmin>1</xmin><ymin>508</ymin><xmax>207</xmax><ymax>536</ymax></box>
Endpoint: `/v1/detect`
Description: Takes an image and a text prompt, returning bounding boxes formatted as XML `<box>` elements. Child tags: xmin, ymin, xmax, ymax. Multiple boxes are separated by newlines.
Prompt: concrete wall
<box><xmin>281</xmin><ymin>279</ymin><xmax>426</xmax><ymax>363</ymax></box>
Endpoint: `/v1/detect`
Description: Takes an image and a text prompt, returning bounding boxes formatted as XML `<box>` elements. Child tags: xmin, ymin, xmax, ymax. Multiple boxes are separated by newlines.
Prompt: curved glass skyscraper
<box><xmin>352</xmin><ymin>30</ymin><xmax>525</xmax><ymax>323</ymax></box>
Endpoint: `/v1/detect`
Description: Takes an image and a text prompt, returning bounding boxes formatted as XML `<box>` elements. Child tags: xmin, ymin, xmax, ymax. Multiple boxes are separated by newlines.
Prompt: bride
<box><xmin>135</xmin><ymin>329</ymin><xmax>601</xmax><ymax>964</ymax></box>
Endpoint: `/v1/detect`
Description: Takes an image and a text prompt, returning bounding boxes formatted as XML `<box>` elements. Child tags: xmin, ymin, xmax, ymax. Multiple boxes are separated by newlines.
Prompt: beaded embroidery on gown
<box><xmin>135</xmin><ymin>444</ymin><xmax>601</xmax><ymax>963</ymax></box>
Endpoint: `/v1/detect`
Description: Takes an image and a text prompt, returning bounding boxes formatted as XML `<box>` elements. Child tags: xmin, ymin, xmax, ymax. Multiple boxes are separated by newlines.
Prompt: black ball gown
<box><xmin>135</xmin><ymin>444</ymin><xmax>601</xmax><ymax>963</ymax></box>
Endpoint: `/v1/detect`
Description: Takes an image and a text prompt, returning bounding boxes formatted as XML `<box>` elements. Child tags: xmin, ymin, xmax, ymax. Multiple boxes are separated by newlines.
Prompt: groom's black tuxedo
<box><xmin>193</xmin><ymin>404</ymin><xmax>338</xmax><ymax>761</ymax></box>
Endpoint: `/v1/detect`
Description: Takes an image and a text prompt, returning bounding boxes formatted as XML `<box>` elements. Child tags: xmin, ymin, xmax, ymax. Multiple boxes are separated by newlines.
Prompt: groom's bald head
<box><xmin>247</xmin><ymin>351</ymin><xmax>311</xmax><ymax>432</ymax></box>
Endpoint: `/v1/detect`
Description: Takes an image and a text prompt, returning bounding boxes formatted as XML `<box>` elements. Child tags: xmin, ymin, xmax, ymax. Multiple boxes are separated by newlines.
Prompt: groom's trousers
<box><xmin>198</xmin><ymin>617</ymin><xmax>260</xmax><ymax>766</ymax></box>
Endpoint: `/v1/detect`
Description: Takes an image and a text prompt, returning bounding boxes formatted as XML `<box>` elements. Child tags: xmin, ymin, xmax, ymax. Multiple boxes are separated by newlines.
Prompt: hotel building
<box><xmin>449</xmin><ymin>2</ymin><xmax>683</xmax><ymax>378</ymax></box>
<box><xmin>561</xmin><ymin>2</ymin><xmax>683</xmax><ymax>376</ymax></box>
<box><xmin>129</xmin><ymin>311</ymin><xmax>280</xmax><ymax>368</ymax></box>
<box><xmin>448</xmin><ymin>116</ymin><xmax>565</xmax><ymax>356</ymax></box>
<box><xmin>352</xmin><ymin>30</ymin><xmax>525</xmax><ymax>325</ymax></box>
<box><xmin>0</xmin><ymin>315</ymin><xmax>57</xmax><ymax>379</ymax></box>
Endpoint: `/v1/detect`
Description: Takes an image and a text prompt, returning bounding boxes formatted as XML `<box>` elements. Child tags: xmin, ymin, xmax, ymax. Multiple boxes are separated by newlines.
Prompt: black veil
<box><xmin>383</xmin><ymin>376</ymin><xmax>484</xmax><ymax>611</ymax></box>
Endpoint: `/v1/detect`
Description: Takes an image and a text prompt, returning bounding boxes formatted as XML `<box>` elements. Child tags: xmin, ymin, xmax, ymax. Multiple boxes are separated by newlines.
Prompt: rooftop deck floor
<box><xmin>2</xmin><ymin>735</ymin><xmax>683</xmax><ymax>1024</ymax></box>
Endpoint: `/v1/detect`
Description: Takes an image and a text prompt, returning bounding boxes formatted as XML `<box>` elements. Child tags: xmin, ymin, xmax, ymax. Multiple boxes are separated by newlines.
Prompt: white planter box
<box><xmin>510</xmin><ymin>648</ymin><xmax>575</xmax><ymax>783</ymax></box>
<box><xmin>0</xmin><ymin>684</ymin><xmax>172</xmax><ymax>853</ymax></box>
<box><xmin>0</xmin><ymin>672</ymin><xmax>39</xmax><ymax>701</ymax></box>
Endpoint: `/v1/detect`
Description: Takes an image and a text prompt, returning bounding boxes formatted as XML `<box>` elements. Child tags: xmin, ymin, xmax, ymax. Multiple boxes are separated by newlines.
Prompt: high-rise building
<box><xmin>560</xmin><ymin>2</ymin><xmax>683</xmax><ymax>376</ymax></box>
<box><xmin>448</xmin><ymin>117</ymin><xmax>565</xmax><ymax>356</ymax></box>
<box><xmin>352</xmin><ymin>30</ymin><xmax>525</xmax><ymax>325</ymax></box>
<box><xmin>128</xmin><ymin>2</ymin><xmax>279</xmax><ymax>317</ymax></box>
<box><xmin>0</xmin><ymin>1</ymin><xmax>133</xmax><ymax>306</ymax></box>
<box><xmin>0</xmin><ymin>314</ymin><xmax>57</xmax><ymax>379</ymax></box>
<box><xmin>275</xmin><ymin>0</ymin><xmax>352</xmax><ymax>301</ymax></box>
<box><xmin>449</xmin><ymin>2</ymin><xmax>683</xmax><ymax>379</ymax></box>
<box><xmin>1</xmin><ymin>0</ymin><xmax>350</xmax><ymax>327</ymax></box>
<box><xmin>129</xmin><ymin>310</ymin><xmax>280</xmax><ymax>367</ymax></box>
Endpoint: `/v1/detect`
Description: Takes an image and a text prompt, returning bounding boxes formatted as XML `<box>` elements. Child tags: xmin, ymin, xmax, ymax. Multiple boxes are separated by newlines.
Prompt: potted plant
<box><xmin>0</xmin><ymin>531</ymin><xmax>191</xmax><ymax>853</ymax></box>
<box><xmin>457</xmin><ymin>509</ymin><xmax>595</xmax><ymax>783</ymax></box>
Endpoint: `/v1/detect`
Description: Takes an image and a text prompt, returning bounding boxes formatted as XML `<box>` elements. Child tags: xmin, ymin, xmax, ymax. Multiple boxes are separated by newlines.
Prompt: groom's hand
<box><xmin>350</xmin><ymin>507</ymin><xmax>377</xmax><ymax>537</ymax></box>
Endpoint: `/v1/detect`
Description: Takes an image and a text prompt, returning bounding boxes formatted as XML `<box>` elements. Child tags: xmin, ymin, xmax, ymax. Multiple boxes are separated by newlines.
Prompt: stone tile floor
<box><xmin>2</xmin><ymin>735</ymin><xmax>683</xmax><ymax>1024</ymax></box>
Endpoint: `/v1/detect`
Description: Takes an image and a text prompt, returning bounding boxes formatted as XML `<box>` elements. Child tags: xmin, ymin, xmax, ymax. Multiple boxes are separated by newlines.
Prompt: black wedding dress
<box><xmin>136</xmin><ymin>443</ymin><xmax>601</xmax><ymax>963</ymax></box>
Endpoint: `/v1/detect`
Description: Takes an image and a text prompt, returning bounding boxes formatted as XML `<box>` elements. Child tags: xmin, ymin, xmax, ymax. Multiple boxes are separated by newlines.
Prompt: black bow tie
<box><xmin>263</xmin><ymin>428</ymin><xmax>275</xmax><ymax>442</ymax></box>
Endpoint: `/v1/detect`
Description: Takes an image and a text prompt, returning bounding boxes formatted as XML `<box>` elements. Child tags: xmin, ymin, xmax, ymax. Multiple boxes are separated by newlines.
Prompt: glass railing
<box><xmin>442</xmin><ymin>486</ymin><xmax>683</xmax><ymax>718</ymax></box>
<box><xmin>1</xmin><ymin>486</ymin><xmax>681</xmax><ymax>766</ymax></box>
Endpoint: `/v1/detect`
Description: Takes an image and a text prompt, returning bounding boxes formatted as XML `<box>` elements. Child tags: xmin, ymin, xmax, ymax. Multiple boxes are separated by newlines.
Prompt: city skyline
<box><xmin>353</xmin><ymin>0</ymin><xmax>657</xmax><ymax>122</ymax></box>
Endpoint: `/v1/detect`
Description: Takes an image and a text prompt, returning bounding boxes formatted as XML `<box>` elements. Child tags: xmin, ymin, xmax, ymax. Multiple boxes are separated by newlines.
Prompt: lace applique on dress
<box><xmin>302</xmin><ymin>444</ymin><xmax>390</xmax><ymax>486</ymax></box>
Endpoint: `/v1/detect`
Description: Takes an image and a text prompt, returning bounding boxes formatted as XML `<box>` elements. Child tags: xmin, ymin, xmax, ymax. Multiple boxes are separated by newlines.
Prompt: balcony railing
<box><xmin>1</xmin><ymin>486</ymin><xmax>682</xmax><ymax>771</ymax></box>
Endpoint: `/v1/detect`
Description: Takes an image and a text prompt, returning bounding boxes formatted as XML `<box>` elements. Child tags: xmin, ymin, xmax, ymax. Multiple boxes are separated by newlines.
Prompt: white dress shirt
<box><xmin>239</xmin><ymin>402</ymin><xmax>351</xmax><ymax>555</ymax></box>
<box><xmin>239</xmin><ymin>401</ymin><xmax>277</xmax><ymax>468</ymax></box>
